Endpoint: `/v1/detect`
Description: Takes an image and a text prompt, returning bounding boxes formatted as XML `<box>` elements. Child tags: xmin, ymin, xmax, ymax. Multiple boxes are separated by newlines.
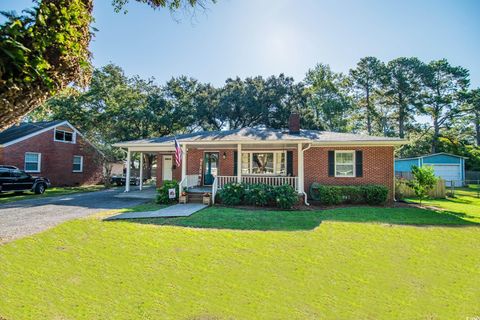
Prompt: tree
<box><xmin>465</xmin><ymin>88</ymin><xmax>480</xmax><ymax>146</ymax></box>
<box><xmin>304</xmin><ymin>64</ymin><xmax>352</xmax><ymax>132</ymax></box>
<box><xmin>383</xmin><ymin>57</ymin><xmax>424</xmax><ymax>138</ymax></box>
<box><xmin>407</xmin><ymin>165</ymin><xmax>438</xmax><ymax>203</ymax></box>
<box><xmin>0</xmin><ymin>0</ymin><xmax>214</xmax><ymax>130</ymax></box>
<box><xmin>419</xmin><ymin>59</ymin><xmax>469</xmax><ymax>153</ymax></box>
<box><xmin>349</xmin><ymin>57</ymin><xmax>386</xmax><ymax>135</ymax></box>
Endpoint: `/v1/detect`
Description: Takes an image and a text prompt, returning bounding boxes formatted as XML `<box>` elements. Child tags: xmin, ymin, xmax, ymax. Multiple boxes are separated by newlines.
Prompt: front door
<box><xmin>162</xmin><ymin>156</ymin><xmax>173</xmax><ymax>181</ymax></box>
<box><xmin>203</xmin><ymin>152</ymin><xmax>219</xmax><ymax>185</ymax></box>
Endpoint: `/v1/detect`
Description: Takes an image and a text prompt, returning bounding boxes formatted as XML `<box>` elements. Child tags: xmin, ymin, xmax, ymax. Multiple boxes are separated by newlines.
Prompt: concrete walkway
<box><xmin>106</xmin><ymin>203</ymin><xmax>207</xmax><ymax>220</ymax></box>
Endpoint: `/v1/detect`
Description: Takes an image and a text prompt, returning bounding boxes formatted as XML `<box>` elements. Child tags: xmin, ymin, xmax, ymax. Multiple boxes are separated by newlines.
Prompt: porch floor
<box><xmin>106</xmin><ymin>203</ymin><xmax>207</xmax><ymax>220</ymax></box>
<box><xmin>187</xmin><ymin>186</ymin><xmax>212</xmax><ymax>193</ymax></box>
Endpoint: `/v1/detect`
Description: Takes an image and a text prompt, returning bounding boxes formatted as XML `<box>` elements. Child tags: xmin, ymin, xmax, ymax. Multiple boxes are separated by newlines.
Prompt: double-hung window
<box><xmin>73</xmin><ymin>156</ymin><xmax>83</xmax><ymax>172</ymax></box>
<box><xmin>335</xmin><ymin>151</ymin><xmax>355</xmax><ymax>177</ymax></box>
<box><xmin>24</xmin><ymin>152</ymin><xmax>41</xmax><ymax>172</ymax></box>
<box><xmin>241</xmin><ymin>151</ymin><xmax>286</xmax><ymax>175</ymax></box>
<box><xmin>54</xmin><ymin>128</ymin><xmax>74</xmax><ymax>143</ymax></box>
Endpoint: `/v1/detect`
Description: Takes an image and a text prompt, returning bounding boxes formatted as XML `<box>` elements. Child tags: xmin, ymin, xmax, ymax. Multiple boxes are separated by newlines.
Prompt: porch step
<box><xmin>187</xmin><ymin>192</ymin><xmax>204</xmax><ymax>203</ymax></box>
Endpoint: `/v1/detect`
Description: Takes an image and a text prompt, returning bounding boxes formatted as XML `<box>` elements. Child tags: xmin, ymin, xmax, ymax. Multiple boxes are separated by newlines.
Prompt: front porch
<box><xmin>121</xmin><ymin>141</ymin><xmax>310</xmax><ymax>204</ymax></box>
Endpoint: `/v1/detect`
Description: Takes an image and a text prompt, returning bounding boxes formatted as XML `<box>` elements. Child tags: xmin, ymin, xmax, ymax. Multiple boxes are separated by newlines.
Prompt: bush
<box><xmin>273</xmin><ymin>184</ymin><xmax>299</xmax><ymax>209</ymax></box>
<box><xmin>156</xmin><ymin>180</ymin><xmax>179</xmax><ymax>204</ymax></box>
<box><xmin>361</xmin><ymin>185</ymin><xmax>389</xmax><ymax>205</ymax></box>
<box><xmin>407</xmin><ymin>165</ymin><xmax>438</xmax><ymax>203</ymax></box>
<box><xmin>218</xmin><ymin>182</ymin><xmax>246</xmax><ymax>206</ymax></box>
<box><xmin>244</xmin><ymin>183</ymin><xmax>275</xmax><ymax>206</ymax></box>
<box><xmin>309</xmin><ymin>183</ymin><xmax>389</xmax><ymax>205</ymax></box>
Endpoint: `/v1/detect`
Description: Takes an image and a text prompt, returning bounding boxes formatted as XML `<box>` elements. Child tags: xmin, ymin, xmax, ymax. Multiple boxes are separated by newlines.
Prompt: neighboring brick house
<box><xmin>0</xmin><ymin>120</ymin><xmax>104</xmax><ymax>186</ymax></box>
<box><xmin>114</xmin><ymin>114</ymin><xmax>405</xmax><ymax>203</ymax></box>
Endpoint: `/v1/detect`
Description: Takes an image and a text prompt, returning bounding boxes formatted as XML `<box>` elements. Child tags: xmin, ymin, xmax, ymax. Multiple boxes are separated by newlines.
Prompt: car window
<box><xmin>12</xmin><ymin>170</ymin><xmax>29</xmax><ymax>179</ymax></box>
<box><xmin>0</xmin><ymin>169</ymin><xmax>10</xmax><ymax>178</ymax></box>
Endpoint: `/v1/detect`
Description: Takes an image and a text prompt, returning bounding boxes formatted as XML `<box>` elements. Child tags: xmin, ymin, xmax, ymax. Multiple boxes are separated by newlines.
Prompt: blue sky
<box><xmin>2</xmin><ymin>0</ymin><xmax>480</xmax><ymax>87</ymax></box>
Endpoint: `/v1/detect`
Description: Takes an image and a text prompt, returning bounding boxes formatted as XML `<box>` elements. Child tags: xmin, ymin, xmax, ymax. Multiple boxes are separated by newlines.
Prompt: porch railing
<box><xmin>179</xmin><ymin>174</ymin><xmax>200</xmax><ymax>191</ymax></box>
<box><xmin>216</xmin><ymin>175</ymin><xmax>299</xmax><ymax>191</ymax></box>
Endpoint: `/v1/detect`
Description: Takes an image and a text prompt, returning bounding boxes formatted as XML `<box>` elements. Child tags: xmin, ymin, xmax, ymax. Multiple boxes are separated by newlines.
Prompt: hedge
<box><xmin>309</xmin><ymin>183</ymin><xmax>389</xmax><ymax>205</ymax></box>
<box><xmin>218</xmin><ymin>182</ymin><xmax>299</xmax><ymax>209</ymax></box>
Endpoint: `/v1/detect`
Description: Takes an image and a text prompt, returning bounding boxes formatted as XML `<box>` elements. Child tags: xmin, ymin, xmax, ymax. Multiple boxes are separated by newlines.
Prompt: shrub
<box><xmin>244</xmin><ymin>183</ymin><xmax>275</xmax><ymax>206</ymax></box>
<box><xmin>309</xmin><ymin>183</ymin><xmax>341</xmax><ymax>205</ymax></box>
<box><xmin>218</xmin><ymin>182</ymin><xmax>246</xmax><ymax>206</ymax></box>
<box><xmin>273</xmin><ymin>184</ymin><xmax>299</xmax><ymax>209</ymax></box>
<box><xmin>309</xmin><ymin>183</ymin><xmax>389</xmax><ymax>205</ymax></box>
<box><xmin>156</xmin><ymin>180</ymin><xmax>179</xmax><ymax>204</ymax></box>
<box><xmin>407</xmin><ymin>165</ymin><xmax>438</xmax><ymax>203</ymax></box>
<box><xmin>361</xmin><ymin>185</ymin><xmax>389</xmax><ymax>205</ymax></box>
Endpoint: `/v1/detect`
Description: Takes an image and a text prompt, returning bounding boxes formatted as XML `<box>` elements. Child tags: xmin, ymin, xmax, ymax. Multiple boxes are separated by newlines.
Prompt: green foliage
<box><xmin>309</xmin><ymin>183</ymin><xmax>389</xmax><ymax>205</ymax></box>
<box><xmin>218</xmin><ymin>182</ymin><xmax>246</xmax><ymax>206</ymax></box>
<box><xmin>407</xmin><ymin>166</ymin><xmax>438</xmax><ymax>203</ymax></box>
<box><xmin>156</xmin><ymin>180</ymin><xmax>179</xmax><ymax>204</ymax></box>
<box><xmin>273</xmin><ymin>184</ymin><xmax>299</xmax><ymax>209</ymax></box>
<box><xmin>362</xmin><ymin>185</ymin><xmax>389</xmax><ymax>205</ymax></box>
<box><xmin>244</xmin><ymin>183</ymin><xmax>274</xmax><ymax>206</ymax></box>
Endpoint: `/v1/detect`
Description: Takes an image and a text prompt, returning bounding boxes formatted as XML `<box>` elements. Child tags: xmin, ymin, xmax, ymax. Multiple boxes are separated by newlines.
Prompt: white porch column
<box><xmin>237</xmin><ymin>144</ymin><xmax>242</xmax><ymax>183</ymax></box>
<box><xmin>181</xmin><ymin>144</ymin><xmax>187</xmax><ymax>182</ymax></box>
<box><xmin>139</xmin><ymin>152</ymin><xmax>144</xmax><ymax>191</ymax></box>
<box><xmin>125</xmin><ymin>148</ymin><xmax>131</xmax><ymax>192</ymax></box>
<box><xmin>297</xmin><ymin>143</ymin><xmax>304</xmax><ymax>194</ymax></box>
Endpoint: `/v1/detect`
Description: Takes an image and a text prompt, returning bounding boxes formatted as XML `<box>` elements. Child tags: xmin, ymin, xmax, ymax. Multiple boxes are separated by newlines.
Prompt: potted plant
<box><xmin>203</xmin><ymin>192</ymin><xmax>211</xmax><ymax>205</ymax></box>
<box><xmin>179</xmin><ymin>187</ymin><xmax>188</xmax><ymax>204</ymax></box>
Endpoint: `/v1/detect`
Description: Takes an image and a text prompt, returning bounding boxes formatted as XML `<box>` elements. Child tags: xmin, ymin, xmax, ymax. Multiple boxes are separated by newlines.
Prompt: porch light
<box><xmin>222</xmin><ymin>152</ymin><xmax>227</xmax><ymax>160</ymax></box>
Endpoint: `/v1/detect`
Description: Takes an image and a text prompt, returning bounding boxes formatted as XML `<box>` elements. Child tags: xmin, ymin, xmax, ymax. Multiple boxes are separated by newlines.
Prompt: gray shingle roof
<box><xmin>0</xmin><ymin>121</ymin><xmax>64</xmax><ymax>145</ymax></box>
<box><xmin>116</xmin><ymin>128</ymin><xmax>405</xmax><ymax>146</ymax></box>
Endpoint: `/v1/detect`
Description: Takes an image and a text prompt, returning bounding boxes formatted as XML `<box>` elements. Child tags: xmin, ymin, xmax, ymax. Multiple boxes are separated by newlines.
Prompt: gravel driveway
<box><xmin>0</xmin><ymin>188</ymin><xmax>148</xmax><ymax>244</ymax></box>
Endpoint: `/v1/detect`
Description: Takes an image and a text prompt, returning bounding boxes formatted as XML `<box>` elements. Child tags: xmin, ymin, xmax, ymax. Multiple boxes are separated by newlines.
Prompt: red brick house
<box><xmin>0</xmin><ymin>120</ymin><xmax>104</xmax><ymax>186</ymax></box>
<box><xmin>114</xmin><ymin>114</ymin><xmax>406</xmax><ymax>203</ymax></box>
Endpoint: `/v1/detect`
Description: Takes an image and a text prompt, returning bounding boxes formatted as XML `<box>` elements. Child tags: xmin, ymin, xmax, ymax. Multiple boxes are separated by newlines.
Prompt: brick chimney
<box><xmin>288</xmin><ymin>112</ymin><xmax>300</xmax><ymax>134</ymax></box>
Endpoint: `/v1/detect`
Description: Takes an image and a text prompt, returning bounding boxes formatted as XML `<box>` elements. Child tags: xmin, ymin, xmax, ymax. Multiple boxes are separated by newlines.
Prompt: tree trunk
<box><xmin>366</xmin><ymin>87</ymin><xmax>372</xmax><ymax>135</ymax></box>
<box><xmin>432</xmin><ymin>117</ymin><xmax>440</xmax><ymax>153</ymax></box>
<box><xmin>475</xmin><ymin>111</ymin><xmax>480</xmax><ymax>146</ymax></box>
<box><xmin>398</xmin><ymin>93</ymin><xmax>405</xmax><ymax>139</ymax></box>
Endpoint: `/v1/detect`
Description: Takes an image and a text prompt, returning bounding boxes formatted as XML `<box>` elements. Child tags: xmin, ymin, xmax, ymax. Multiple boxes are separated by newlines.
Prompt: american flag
<box><xmin>174</xmin><ymin>138</ymin><xmax>182</xmax><ymax>167</ymax></box>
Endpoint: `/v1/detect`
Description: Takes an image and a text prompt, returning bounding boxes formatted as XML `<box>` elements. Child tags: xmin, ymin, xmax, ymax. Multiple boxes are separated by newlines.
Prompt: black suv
<box><xmin>0</xmin><ymin>166</ymin><xmax>51</xmax><ymax>194</ymax></box>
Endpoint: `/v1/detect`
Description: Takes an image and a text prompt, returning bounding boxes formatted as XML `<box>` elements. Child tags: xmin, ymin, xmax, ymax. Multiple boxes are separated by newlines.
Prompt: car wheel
<box><xmin>34</xmin><ymin>183</ymin><xmax>46</xmax><ymax>194</ymax></box>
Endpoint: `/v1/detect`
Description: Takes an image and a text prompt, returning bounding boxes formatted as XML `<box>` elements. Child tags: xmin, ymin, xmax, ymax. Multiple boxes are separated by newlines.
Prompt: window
<box><xmin>241</xmin><ymin>151</ymin><xmax>286</xmax><ymax>175</ymax></box>
<box><xmin>335</xmin><ymin>151</ymin><xmax>355</xmax><ymax>177</ymax></box>
<box><xmin>24</xmin><ymin>152</ymin><xmax>41</xmax><ymax>172</ymax></box>
<box><xmin>73</xmin><ymin>155</ymin><xmax>83</xmax><ymax>172</ymax></box>
<box><xmin>0</xmin><ymin>169</ymin><xmax>10</xmax><ymax>178</ymax></box>
<box><xmin>54</xmin><ymin>128</ymin><xmax>74</xmax><ymax>143</ymax></box>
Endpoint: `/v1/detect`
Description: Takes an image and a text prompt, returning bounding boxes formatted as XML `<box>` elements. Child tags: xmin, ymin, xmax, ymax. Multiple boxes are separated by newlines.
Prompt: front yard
<box><xmin>1</xmin><ymin>198</ymin><xmax>479</xmax><ymax>320</ymax></box>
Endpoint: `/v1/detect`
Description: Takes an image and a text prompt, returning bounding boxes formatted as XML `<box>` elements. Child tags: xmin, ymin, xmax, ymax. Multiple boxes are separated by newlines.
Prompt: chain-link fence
<box><xmin>445</xmin><ymin>180</ymin><xmax>480</xmax><ymax>198</ymax></box>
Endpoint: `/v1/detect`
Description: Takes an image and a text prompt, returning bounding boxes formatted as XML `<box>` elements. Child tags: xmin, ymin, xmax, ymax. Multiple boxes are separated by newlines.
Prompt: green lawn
<box><xmin>0</xmin><ymin>204</ymin><xmax>479</xmax><ymax>319</ymax></box>
<box><xmin>407</xmin><ymin>186</ymin><xmax>480</xmax><ymax>224</ymax></box>
<box><xmin>0</xmin><ymin>185</ymin><xmax>107</xmax><ymax>204</ymax></box>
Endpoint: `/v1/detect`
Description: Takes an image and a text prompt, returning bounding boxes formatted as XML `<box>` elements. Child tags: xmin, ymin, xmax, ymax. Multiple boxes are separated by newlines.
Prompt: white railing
<box><xmin>217</xmin><ymin>176</ymin><xmax>238</xmax><ymax>188</ymax></box>
<box><xmin>186</xmin><ymin>174</ymin><xmax>199</xmax><ymax>188</ymax></box>
<box><xmin>216</xmin><ymin>175</ymin><xmax>299</xmax><ymax>191</ymax></box>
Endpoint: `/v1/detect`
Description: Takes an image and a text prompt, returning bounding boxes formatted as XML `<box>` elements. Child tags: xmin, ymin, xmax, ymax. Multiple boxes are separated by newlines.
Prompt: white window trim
<box><xmin>54</xmin><ymin>128</ymin><xmax>76</xmax><ymax>144</ymax></box>
<box><xmin>241</xmin><ymin>151</ymin><xmax>287</xmax><ymax>176</ymax></box>
<box><xmin>334</xmin><ymin>150</ymin><xmax>356</xmax><ymax>178</ymax></box>
<box><xmin>73</xmin><ymin>155</ymin><xmax>84</xmax><ymax>173</ymax></box>
<box><xmin>24</xmin><ymin>152</ymin><xmax>41</xmax><ymax>173</ymax></box>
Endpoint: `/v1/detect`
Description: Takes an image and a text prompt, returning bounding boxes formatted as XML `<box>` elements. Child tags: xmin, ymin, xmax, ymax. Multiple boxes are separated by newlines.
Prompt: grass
<box><xmin>406</xmin><ymin>186</ymin><xmax>480</xmax><ymax>224</ymax></box>
<box><xmin>1</xmin><ymin>201</ymin><xmax>479</xmax><ymax>319</ymax></box>
<box><xmin>0</xmin><ymin>185</ymin><xmax>107</xmax><ymax>204</ymax></box>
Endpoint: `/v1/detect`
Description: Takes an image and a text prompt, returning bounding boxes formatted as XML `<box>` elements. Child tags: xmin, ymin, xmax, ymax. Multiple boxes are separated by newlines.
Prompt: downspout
<box><xmin>393</xmin><ymin>147</ymin><xmax>397</xmax><ymax>202</ymax></box>
<box><xmin>301</xmin><ymin>143</ymin><xmax>312</xmax><ymax>205</ymax></box>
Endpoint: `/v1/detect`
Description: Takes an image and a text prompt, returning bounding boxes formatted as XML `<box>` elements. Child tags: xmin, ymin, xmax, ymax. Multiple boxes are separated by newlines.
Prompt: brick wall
<box><xmin>304</xmin><ymin>146</ymin><xmax>395</xmax><ymax>201</ymax></box>
<box><xmin>0</xmin><ymin>128</ymin><xmax>104</xmax><ymax>186</ymax></box>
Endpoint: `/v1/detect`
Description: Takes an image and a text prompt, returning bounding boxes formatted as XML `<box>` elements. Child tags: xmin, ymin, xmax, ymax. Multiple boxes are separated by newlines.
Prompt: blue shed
<box><xmin>395</xmin><ymin>153</ymin><xmax>467</xmax><ymax>186</ymax></box>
